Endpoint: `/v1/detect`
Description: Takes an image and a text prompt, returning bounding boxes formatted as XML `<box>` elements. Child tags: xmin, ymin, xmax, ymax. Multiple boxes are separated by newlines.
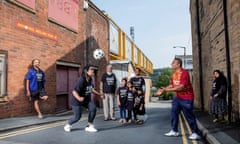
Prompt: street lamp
<box><xmin>173</xmin><ymin>46</ymin><xmax>186</xmax><ymax>68</ymax></box>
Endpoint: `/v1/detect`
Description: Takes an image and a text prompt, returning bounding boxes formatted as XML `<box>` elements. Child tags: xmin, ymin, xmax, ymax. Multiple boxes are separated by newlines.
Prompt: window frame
<box><xmin>0</xmin><ymin>51</ymin><xmax>7</xmax><ymax>97</ymax></box>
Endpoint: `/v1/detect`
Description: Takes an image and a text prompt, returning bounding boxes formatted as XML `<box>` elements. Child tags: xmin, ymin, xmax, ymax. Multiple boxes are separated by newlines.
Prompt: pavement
<box><xmin>194</xmin><ymin>109</ymin><xmax>240</xmax><ymax>144</ymax></box>
<box><xmin>0</xmin><ymin>100</ymin><xmax>239</xmax><ymax>144</ymax></box>
<box><xmin>0</xmin><ymin>109</ymin><xmax>103</xmax><ymax>133</ymax></box>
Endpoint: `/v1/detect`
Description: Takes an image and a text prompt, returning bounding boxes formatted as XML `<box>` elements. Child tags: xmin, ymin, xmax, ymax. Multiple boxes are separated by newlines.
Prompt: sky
<box><xmin>91</xmin><ymin>0</ymin><xmax>192</xmax><ymax>68</ymax></box>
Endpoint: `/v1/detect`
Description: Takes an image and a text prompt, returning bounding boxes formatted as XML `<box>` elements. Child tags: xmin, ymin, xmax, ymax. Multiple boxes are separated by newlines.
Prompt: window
<box><xmin>0</xmin><ymin>53</ymin><xmax>6</xmax><ymax>97</ymax></box>
<box><xmin>187</xmin><ymin>60</ymin><xmax>193</xmax><ymax>65</ymax></box>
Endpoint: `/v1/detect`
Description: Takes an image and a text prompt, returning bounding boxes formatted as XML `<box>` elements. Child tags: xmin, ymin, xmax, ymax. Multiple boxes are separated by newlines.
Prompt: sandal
<box><xmin>111</xmin><ymin>117</ymin><xmax>116</xmax><ymax>121</ymax></box>
<box><xmin>104</xmin><ymin>118</ymin><xmax>109</xmax><ymax>121</ymax></box>
<box><xmin>213</xmin><ymin>119</ymin><xmax>218</xmax><ymax>123</ymax></box>
<box><xmin>137</xmin><ymin>120</ymin><xmax>144</xmax><ymax>125</ymax></box>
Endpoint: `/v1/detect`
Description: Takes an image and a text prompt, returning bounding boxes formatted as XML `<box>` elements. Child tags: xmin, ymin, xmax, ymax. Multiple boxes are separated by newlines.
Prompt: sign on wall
<box><xmin>16</xmin><ymin>21</ymin><xmax>58</xmax><ymax>40</ymax></box>
<box><xmin>126</xmin><ymin>37</ymin><xmax>132</xmax><ymax>61</ymax></box>
<box><xmin>48</xmin><ymin>0</ymin><xmax>79</xmax><ymax>32</ymax></box>
<box><xmin>110</xmin><ymin>22</ymin><xmax>119</xmax><ymax>55</ymax></box>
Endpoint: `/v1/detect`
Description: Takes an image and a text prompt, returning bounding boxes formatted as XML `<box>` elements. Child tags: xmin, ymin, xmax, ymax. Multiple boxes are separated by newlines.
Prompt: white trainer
<box><xmin>189</xmin><ymin>133</ymin><xmax>200</xmax><ymax>140</ymax></box>
<box><xmin>85</xmin><ymin>125</ymin><xmax>98</xmax><ymax>133</ymax></box>
<box><xmin>64</xmin><ymin>124</ymin><xmax>72</xmax><ymax>132</ymax></box>
<box><xmin>164</xmin><ymin>130</ymin><xmax>179</xmax><ymax>137</ymax></box>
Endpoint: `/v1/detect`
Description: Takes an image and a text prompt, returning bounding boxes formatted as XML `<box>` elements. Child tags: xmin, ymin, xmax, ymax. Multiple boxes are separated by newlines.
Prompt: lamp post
<box><xmin>173</xmin><ymin>46</ymin><xmax>186</xmax><ymax>68</ymax></box>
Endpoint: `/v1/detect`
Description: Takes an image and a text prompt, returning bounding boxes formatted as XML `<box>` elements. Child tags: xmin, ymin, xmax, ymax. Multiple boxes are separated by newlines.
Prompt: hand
<box><xmin>118</xmin><ymin>102</ymin><xmax>121</xmax><ymax>106</ymax></box>
<box><xmin>100</xmin><ymin>93</ymin><xmax>105</xmax><ymax>99</ymax></box>
<box><xmin>214</xmin><ymin>93</ymin><xmax>218</xmax><ymax>98</ymax></box>
<box><xmin>139</xmin><ymin>106</ymin><xmax>143</xmax><ymax>111</ymax></box>
<box><xmin>155</xmin><ymin>88</ymin><xmax>164</xmax><ymax>96</ymax></box>
<box><xmin>133</xmin><ymin>87</ymin><xmax>137</xmax><ymax>92</ymax></box>
<box><xmin>26</xmin><ymin>90</ymin><xmax>31</xmax><ymax>97</ymax></box>
<box><xmin>78</xmin><ymin>97</ymin><xmax>84</xmax><ymax>102</ymax></box>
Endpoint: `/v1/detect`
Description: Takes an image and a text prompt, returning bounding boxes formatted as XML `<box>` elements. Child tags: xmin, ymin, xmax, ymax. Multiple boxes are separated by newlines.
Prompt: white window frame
<box><xmin>0</xmin><ymin>53</ymin><xmax>6</xmax><ymax>97</ymax></box>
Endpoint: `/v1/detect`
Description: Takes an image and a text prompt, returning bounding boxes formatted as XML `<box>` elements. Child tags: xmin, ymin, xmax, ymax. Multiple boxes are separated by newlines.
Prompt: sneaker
<box><xmin>85</xmin><ymin>125</ymin><xmax>98</xmax><ymax>133</ymax></box>
<box><xmin>64</xmin><ymin>124</ymin><xmax>72</xmax><ymax>132</ymax></box>
<box><xmin>164</xmin><ymin>130</ymin><xmax>179</xmax><ymax>137</ymax></box>
<box><xmin>38</xmin><ymin>114</ymin><xmax>43</xmax><ymax>119</ymax></box>
<box><xmin>122</xmin><ymin>119</ymin><xmax>127</xmax><ymax>123</ymax></box>
<box><xmin>189</xmin><ymin>133</ymin><xmax>200</xmax><ymax>140</ymax></box>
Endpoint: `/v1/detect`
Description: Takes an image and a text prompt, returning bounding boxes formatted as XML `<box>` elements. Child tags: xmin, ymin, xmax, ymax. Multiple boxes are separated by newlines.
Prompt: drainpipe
<box><xmin>195</xmin><ymin>0</ymin><xmax>204</xmax><ymax>111</ymax></box>
<box><xmin>223</xmin><ymin>0</ymin><xmax>232</xmax><ymax>123</ymax></box>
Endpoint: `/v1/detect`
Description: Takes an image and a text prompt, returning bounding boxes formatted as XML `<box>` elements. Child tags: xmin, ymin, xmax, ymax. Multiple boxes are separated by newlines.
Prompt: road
<box><xmin>0</xmin><ymin>100</ymin><xmax>207</xmax><ymax>144</ymax></box>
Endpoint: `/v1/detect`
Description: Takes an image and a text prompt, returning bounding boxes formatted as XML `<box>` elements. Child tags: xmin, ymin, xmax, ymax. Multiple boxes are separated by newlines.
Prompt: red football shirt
<box><xmin>170</xmin><ymin>68</ymin><xmax>194</xmax><ymax>100</ymax></box>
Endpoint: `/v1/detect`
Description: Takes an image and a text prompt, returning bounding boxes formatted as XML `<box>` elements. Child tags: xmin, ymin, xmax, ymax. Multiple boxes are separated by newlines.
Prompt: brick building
<box><xmin>0</xmin><ymin>0</ymin><xmax>109</xmax><ymax>118</ymax></box>
<box><xmin>190</xmin><ymin>0</ymin><xmax>240</xmax><ymax>122</ymax></box>
<box><xmin>0</xmin><ymin>0</ymin><xmax>153</xmax><ymax>118</ymax></box>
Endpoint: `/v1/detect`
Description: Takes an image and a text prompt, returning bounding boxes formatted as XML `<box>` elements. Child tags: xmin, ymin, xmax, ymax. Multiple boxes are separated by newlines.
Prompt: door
<box><xmin>56</xmin><ymin>66</ymin><xmax>79</xmax><ymax>113</ymax></box>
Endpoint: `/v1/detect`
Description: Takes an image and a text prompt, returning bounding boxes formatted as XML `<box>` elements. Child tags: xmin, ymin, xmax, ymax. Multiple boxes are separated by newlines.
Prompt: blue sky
<box><xmin>91</xmin><ymin>0</ymin><xmax>192</xmax><ymax>68</ymax></box>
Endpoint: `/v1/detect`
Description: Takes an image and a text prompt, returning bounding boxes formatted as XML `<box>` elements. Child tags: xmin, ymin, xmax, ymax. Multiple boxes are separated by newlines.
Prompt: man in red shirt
<box><xmin>156</xmin><ymin>58</ymin><xmax>200</xmax><ymax>140</ymax></box>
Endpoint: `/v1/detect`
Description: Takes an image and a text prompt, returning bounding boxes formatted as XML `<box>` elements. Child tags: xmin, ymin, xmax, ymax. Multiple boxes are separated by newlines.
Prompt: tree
<box><xmin>154</xmin><ymin>68</ymin><xmax>173</xmax><ymax>100</ymax></box>
<box><xmin>156</xmin><ymin>67</ymin><xmax>172</xmax><ymax>88</ymax></box>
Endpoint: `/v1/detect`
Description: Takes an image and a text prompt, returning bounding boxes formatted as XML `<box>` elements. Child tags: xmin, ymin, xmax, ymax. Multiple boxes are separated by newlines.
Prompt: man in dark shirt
<box><xmin>130</xmin><ymin>68</ymin><xmax>146</xmax><ymax>93</ymax></box>
<box><xmin>101</xmin><ymin>64</ymin><xmax>117</xmax><ymax>121</ymax></box>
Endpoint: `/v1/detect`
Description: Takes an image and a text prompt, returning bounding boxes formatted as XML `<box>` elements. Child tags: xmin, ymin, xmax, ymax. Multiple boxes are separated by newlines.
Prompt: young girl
<box><xmin>134</xmin><ymin>89</ymin><xmax>145</xmax><ymax>124</ymax></box>
<box><xmin>117</xmin><ymin>78</ymin><xmax>128</xmax><ymax>123</ymax></box>
<box><xmin>126</xmin><ymin>81</ymin><xmax>135</xmax><ymax>123</ymax></box>
<box><xmin>64</xmin><ymin>65</ymin><xmax>103</xmax><ymax>133</ymax></box>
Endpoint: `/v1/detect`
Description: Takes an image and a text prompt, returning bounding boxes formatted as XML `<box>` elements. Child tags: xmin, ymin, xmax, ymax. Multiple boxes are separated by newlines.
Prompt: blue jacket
<box><xmin>26</xmin><ymin>68</ymin><xmax>45</xmax><ymax>92</ymax></box>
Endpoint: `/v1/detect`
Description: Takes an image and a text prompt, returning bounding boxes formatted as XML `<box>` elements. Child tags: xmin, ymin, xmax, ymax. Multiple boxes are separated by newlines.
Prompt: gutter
<box><xmin>223</xmin><ymin>0</ymin><xmax>232</xmax><ymax>123</ymax></box>
<box><xmin>195</xmin><ymin>0</ymin><xmax>204</xmax><ymax>111</ymax></box>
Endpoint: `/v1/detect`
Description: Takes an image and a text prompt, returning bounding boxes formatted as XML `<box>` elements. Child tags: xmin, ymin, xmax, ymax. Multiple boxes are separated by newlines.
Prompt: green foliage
<box><xmin>155</xmin><ymin>67</ymin><xmax>172</xmax><ymax>88</ymax></box>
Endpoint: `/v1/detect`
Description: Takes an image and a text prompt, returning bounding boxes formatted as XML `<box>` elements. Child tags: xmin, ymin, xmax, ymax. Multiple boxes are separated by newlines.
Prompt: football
<box><xmin>93</xmin><ymin>48</ymin><xmax>104</xmax><ymax>60</ymax></box>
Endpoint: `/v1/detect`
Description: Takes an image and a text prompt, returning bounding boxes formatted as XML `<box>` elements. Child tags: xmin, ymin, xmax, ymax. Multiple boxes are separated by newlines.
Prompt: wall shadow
<box><xmin>1</xmin><ymin>36</ymin><xmax>107</xmax><ymax>118</ymax></box>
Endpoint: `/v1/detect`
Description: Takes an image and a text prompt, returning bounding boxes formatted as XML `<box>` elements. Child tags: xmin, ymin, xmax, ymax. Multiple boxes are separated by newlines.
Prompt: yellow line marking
<box><xmin>181</xmin><ymin>112</ymin><xmax>198</xmax><ymax>144</ymax></box>
<box><xmin>0</xmin><ymin>114</ymin><xmax>103</xmax><ymax>140</ymax></box>
<box><xmin>0</xmin><ymin>121</ymin><xmax>66</xmax><ymax>139</ymax></box>
<box><xmin>179</xmin><ymin>114</ymin><xmax>189</xmax><ymax>144</ymax></box>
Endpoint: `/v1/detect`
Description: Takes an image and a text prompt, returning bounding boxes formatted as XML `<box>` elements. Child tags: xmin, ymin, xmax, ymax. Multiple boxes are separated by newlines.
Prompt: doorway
<box><xmin>56</xmin><ymin>65</ymin><xmax>79</xmax><ymax>113</ymax></box>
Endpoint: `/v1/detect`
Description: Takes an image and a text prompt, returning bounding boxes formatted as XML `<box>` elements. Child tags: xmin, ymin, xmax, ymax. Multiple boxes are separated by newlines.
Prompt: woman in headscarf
<box><xmin>64</xmin><ymin>65</ymin><xmax>103</xmax><ymax>133</ymax></box>
<box><xmin>209</xmin><ymin>70</ymin><xmax>227</xmax><ymax>123</ymax></box>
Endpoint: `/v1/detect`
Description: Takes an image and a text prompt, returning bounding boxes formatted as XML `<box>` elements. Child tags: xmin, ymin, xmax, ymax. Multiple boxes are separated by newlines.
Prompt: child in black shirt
<box><xmin>117</xmin><ymin>78</ymin><xmax>128</xmax><ymax>123</ymax></box>
<box><xmin>134</xmin><ymin>89</ymin><xmax>145</xmax><ymax>124</ymax></box>
<box><xmin>126</xmin><ymin>81</ymin><xmax>135</xmax><ymax>123</ymax></box>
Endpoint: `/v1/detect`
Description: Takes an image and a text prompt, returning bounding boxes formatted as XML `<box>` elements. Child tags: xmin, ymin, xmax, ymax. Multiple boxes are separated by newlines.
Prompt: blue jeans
<box><xmin>69</xmin><ymin>102</ymin><xmax>96</xmax><ymax>125</ymax></box>
<box><xmin>119</xmin><ymin>106</ymin><xmax>126</xmax><ymax>119</ymax></box>
<box><xmin>171</xmin><ymin>97</ymin><xmax>198</xmax><ymax>133</ymax></box>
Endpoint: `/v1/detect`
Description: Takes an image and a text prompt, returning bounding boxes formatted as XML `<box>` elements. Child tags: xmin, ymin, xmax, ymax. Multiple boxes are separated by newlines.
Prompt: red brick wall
<box><xmin>0</xmin><ymin>0</ymin><xmax>109</xmax><ymax>118</ymax></box>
